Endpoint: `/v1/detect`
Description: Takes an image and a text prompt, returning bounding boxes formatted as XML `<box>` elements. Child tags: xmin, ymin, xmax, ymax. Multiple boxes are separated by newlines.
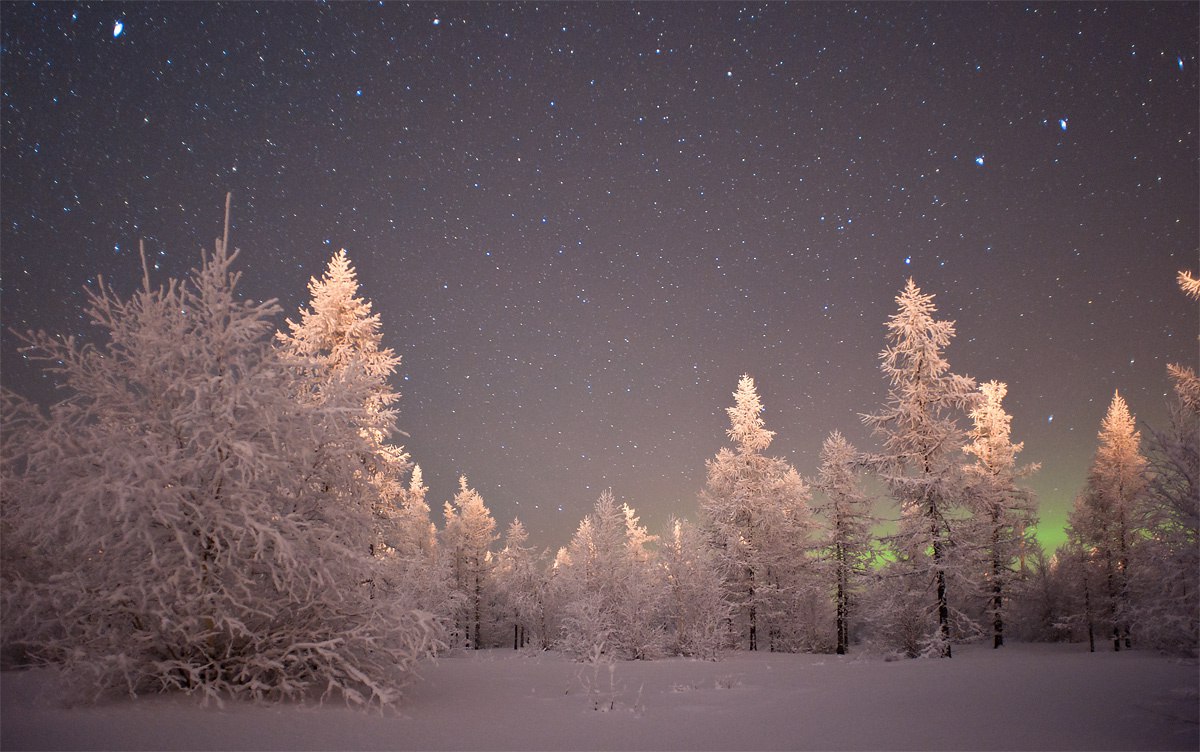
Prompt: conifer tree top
<box><xmin>1096</xmin><ymin>390</ymin><xmax>1143</xmax><ymax>469</ymax></box>
<box><xmin>726</xmin><ymin>374</ymin><xmax>774</xmax><ymax>453</ymax></box>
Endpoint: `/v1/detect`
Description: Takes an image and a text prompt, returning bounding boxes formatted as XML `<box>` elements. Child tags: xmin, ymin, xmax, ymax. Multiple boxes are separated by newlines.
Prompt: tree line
<box><xmin>2</xmin><ymin>206</ymin><xmax>1196</xmax><ymax>707</ymax></box>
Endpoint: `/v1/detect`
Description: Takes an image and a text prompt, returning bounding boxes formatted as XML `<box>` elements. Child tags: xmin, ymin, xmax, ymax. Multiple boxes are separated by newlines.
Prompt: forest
<box><xmin>2</xmin><ymin>211</ymin><xmax>1197</xmax><ymax>709</ymax></box>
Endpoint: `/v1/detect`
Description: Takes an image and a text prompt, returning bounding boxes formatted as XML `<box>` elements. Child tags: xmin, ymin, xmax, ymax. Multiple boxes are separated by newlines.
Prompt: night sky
<box><xmin>2</xmin><ymin>2</ymin><xmax>1197</xmax><ymax>552</ymax></box>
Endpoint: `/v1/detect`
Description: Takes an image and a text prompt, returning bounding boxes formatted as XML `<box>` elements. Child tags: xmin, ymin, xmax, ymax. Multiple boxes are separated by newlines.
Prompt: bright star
<box><xmin>1179</xmin><ymin>56</ymin><xmax>1185</xmax><ymax>71</ymax></box>
<box><xmin>1059</xmin><ymin>118</ymin><xmax>1068</xmax><ymax>131</ymax></box>
<box><xmin>1048</xmin><ymin>414</ymin><xmax>1054</xmax><ymax>423</ymax></box>
<box><xmin>975</xmin><ymin>155</ymin><xmax>984</xmax><ymax>166</ymax></box>
<box><xmin>113</xmin><ymin>20</ymin><xmax>124</xmax><ymax>38</ymax></box>
<box><xmin>904</xmin><ymin>256</ymin><xmax>912</xmax><ymax>265</ymax></box>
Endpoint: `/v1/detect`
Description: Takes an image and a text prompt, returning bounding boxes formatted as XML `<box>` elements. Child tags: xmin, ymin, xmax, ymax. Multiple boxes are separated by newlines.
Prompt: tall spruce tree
<box><xmin>276</xmin><ymin>249</ymin><xmax>410</xmax><ymax>556</ymax></box>
<box><xmin>1072</xmin><ymin>392</ymin><xmax>1147</xmax><ymax>650</ymax></box>
<box><xmin>700</xmin><ymin>375</ymin><xmax>816</xmax><ymax>651</ymax></box>
<box><xmin>962</xmin><ymin>381</ymin><xmax>1038</xmax><ymax>648</ymax></box>
<box><xmin>442</xmin><ymin>476</ymin><xmax>498</xmax><ymax>649</ymax></box>
<box><xmin>813</xmin><ymin>431</ymin><xmax>875</xmax><ymax>655</ymax></box>
<box><xmin>862</xmin><ymin>279</ymin><xmax>978</xmax><ymax>657</ymax></box>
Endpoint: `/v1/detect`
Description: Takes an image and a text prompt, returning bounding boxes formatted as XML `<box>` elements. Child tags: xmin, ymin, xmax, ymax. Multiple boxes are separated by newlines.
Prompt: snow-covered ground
<box><xmin>3</xmin><ymin>643</ymin><xmax>1196</xmax><ymax>751</ymax></box>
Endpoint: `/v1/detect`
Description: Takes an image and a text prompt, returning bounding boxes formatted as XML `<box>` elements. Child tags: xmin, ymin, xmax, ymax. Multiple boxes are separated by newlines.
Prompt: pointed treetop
<box><xmin>727</xmin><ymin>374</ymin><xmax>775</xmax><ymax>453</ymax></box>
<box><xmin>820</xmin><ymin>429</ymin><xmax>853</xmax><ymax>460</ymax></box>
<box><xmin>816</xmin><ymin>429</ymin><xmax>861</xmax><ymax>491</ymax></box>
<box><xmin>965</xmin><ymin>380</ymin><xmax>1022</xmax><ymax>476</ymax></box>
<box><xmin>878</xmin><ymin>277</ymin><xmax>963</xmax><ymax>389</ymax></box>
<box><xmin>1099</xmin><ymin>390</ymin><xmax>1140</xmax><ymax>451</ymax></box>
<box><xmin>504</xmin><ymin>517</ymin><xmax>528</xmax><ymax>547</ymax></box>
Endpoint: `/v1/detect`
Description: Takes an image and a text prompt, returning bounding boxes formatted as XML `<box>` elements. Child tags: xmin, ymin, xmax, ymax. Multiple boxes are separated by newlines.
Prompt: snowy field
<box><xmin>3</xmin><ymin>643</ymin><xmax>1196</xmax><ymax>751</ymax></box>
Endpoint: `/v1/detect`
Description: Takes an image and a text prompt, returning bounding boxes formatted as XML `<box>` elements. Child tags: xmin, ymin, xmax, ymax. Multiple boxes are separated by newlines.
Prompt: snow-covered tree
<box><xmin>1069</xmin><ymin>391</ymin><xmax>1147</xmax><ymax>651</ymax></box>
<box><xmin>962</xmin><ymin>381</ymin><xmax>1039</xmax><ymax>648</ymax></box>
<box><xmin>862</xmin><ymin>279</ymin><xmax>978</xmax><ymax>657</ymax></box>
<box><xmin>553</xmin><ymin>490</ymin><xmax>668</xmax><ymax>660</ymax></box>
<box><xmin>1130</xmin><ymin>365</ymin><xmax>1199</xmax><ymax>654</ymax></box>
<box><xmin>700</xmin><ymin>375</ymin><xmax>818</xmax><ymax>652</ymax></box>
<box><xmin>374</xmin><ymin>465</ymin><xmax>455</xmax><ymax>629</ymax></box>
<box><xmin>442</xmin><ymin>476</ymin><xmax>498</xmax><ymax>649</ymax></box>
<box><xmin>812</xmin><ymin>431</ymin><xmax>875</xmax><ymax>655</ymax></box>
<box><xmin>492</xmin><ymin>518</ymin><xmax>548</xmax><ymax>650</ymax></box>
<box><xmin>276</xmin><ymin>249</ymin><xmax>409</xmax><ymax>559</ymax></box>
<box><xmin>0</xmin><ymin>223</ymin><xmax>436</xmax><ymax>706</ymax></box>
<box><xmin>661</xmin><ymin>517</ymin><xmax>731</xmax><ymax>659</ymax></box>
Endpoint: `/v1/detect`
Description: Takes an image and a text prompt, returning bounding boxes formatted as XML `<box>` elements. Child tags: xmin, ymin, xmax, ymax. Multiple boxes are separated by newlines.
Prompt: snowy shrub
<box><xmin>0</xmin><ymin>232</ymin><xmax>438</xmax><ymax>707</ymax></box>
<box><xmin>858</xmin><ymin>566</ymin><xmax>935</xmax><ymax>658</ymax></box>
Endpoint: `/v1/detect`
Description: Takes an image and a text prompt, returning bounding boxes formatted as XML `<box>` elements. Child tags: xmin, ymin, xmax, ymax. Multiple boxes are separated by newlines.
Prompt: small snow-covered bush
<box><xmin>1</xmin><ymin>233</ymin><xmax>437</xmax><ymax>707</ymax></box>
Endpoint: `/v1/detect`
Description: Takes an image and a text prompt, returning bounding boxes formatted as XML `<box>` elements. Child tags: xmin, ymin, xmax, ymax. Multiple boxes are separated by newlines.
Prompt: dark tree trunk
<box><xmin>835</xmin><ymin>540</ymin><xmax>849</xmax><ymax>655</ymax></box>
<box><xmin>931</xmin><ymin>521</ymin><xmax>951</xmax><ymax>658</ymax></box>
<box><xmin>1083</xmin><ymin>560</ymin><xmax>1096</xmax><ymax>652</ymax></box>
<box><xmin>747</xmin><ymin>570</ymin><xmax>757</xmax><ymax>651</ymax></box>
<box><xmin>992</xmin><ymin>519</ymin><xmax>1004</xmax><ymax>648</ymax></box>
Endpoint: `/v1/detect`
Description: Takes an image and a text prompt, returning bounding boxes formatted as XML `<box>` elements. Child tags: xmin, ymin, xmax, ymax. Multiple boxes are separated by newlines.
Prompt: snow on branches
<box><xmin>1</xmin><ymin>214</ymin><xmax>437</xmax><ymax>707</ymax></box>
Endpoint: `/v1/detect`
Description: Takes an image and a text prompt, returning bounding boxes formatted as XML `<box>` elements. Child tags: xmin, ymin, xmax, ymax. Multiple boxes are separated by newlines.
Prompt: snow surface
<box><xmin>3</xmin><ymin>643</ymin><xmax>1196</xmax><ymax>751</ymax></box>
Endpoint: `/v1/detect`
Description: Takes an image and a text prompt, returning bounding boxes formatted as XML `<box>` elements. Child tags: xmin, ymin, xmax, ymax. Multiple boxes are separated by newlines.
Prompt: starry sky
<box><xmin>2</xmin><ymin>2</ymin><xmax>1197</xmax><ymax>552</ymax></box>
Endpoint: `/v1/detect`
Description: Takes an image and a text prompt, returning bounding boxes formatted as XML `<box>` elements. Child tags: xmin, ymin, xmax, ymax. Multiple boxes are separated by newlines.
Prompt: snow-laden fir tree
<box><xmin>661</xmin><ymin>516</ymin><xmax>731</xmax><ymax>659</ymax></box>
<box><xmin>376</xmin><ymin>465</ymin><xmax>456</xmax><ymax>625</ymax></box>
<box><xmin>0</xmin><ymin>221</ymin><xmax>436</xmax><ymax>706</ymax></box>
<box><xmin>812</xmin><ymin>431</ymin><xmax>875</xmax><ymax>655</ymax></box>
<box><xmin>861</xmin><ymin>279</ymin><xmax>978</xmax><ymax>658</ymax></box>
<box><xmin>553</xmin><ymin>490</ymin><xmax>668</xmax><ymax>660</ymax></box>
<box><xmin>276</xmin><ymin>249</ymin><xmax>410</xmax><ymax>559</ymax></box>
<box><xmin>700</xmin><ymin>375</ymin><xmax>818</xmax><ymax>652</ymax></box>
<box><xmin>492</xmin><ymin>518</ymin><xmax>548</xmax><ymax>650</ymax></box>
<box><xmin>962</xmin><ymin>381</ymin><xmax>1038</xmax><ymax>648</ymax></box>
<box><xmin>442</xmin><ymin>476</ymin><xmax>498</xmax><ymax>649</ymax></box>
<box><xmin>1068</xmin><ymin>391</ymin><xmax>1147</xmax><ymax>651</ymax></box>
<box><xmin>1131</xmin><ymin>385</ymin><xmax>1198</xmax><ymax>654</ymax></box>
<box><xmin>1127</xmin><ymin>270</ymin><xmax>1200</xmax><ymax>654</ymax></box>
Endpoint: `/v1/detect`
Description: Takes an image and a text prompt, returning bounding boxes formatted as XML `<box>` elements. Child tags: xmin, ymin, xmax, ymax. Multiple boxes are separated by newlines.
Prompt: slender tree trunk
<box><xmin>836</xmin><ymin>541</ymin><xmax>848</xmax><ymax>655</ymax></box>
<box><xmin>474</xmin><ymin>573</ymin><xmax>482</xmax><ymax>650</ymax></box>
<box><xmin>992</xmin><ymin>516</ymin><xmax>1004</xmax><ymax>648</ymax></box>
<box><xmin>1106</xmin><ymin>553</ymin><xmax>1121</xmax><ymax>652</ymax></box>
<box><xmin>1117</xmin><ymin>512</ymin><xmax>1132</xmax><ymax>649</ymax></box>
<box><xmin>1083</xmin><ymin>556</ymin><xmax>1096</xmax><ymax>652</ymax></box>
<box><xmin>931</xmin><ymin>514</ymin><xmax>951</xmax><ymax>658</ymax></box>
<box><xmin>747</xmin><ymin>569</ymin><xmax>757</xmax><ymax>651</ymax></box>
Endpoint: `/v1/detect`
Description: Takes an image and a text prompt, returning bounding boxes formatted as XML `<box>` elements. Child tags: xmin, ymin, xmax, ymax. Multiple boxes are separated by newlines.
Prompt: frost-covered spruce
<box><xmin>861</xmin><ymin>279</ymin><xmax>978</xmax><ymax>658</ymax></box>
<box><xmin>1067</xmin><ymin>391</ymin><xmax>1147</xmax><ymax>651</ymax></box>
<box><xmin>492</xmin><ymin>518</ymin><xmax>549</xmax><ymax>650</ymax></box>
<box><xmin>700</xmin><ymin>375</ymin><xmax>819</xmax><ymax>652</ymax></box>
<box><xmin>812</xmin><ymin>431</ymin><xmax>875</xmax><ymax>655</ymax></box>
<box><xmin>1133</xmin><ymin>370</ymin><xmax>1199</xmax><ymax>655</ymax></box>
<box><xmin>0</xmin><ymin>223</ymin><xmax>436</xmax><ymax>707</ymax></box>
<box><xmin>442</xmin><ymin>476</ymin><xmax>498</xmax><ymax>649</ymax></box>
<box><xmin>276</xmin><ymin>249</ymin><xmax>411</xmax><ymax>563</ymax></box>
<box><xmin>962</xmin><ymin>381</ymin><xmax>1038</xmax><ymax>649</ymax></box>
<box><xmin>553</xmin><ymin>490</ymin><xmax>668</xmax><ymax>660</ymax></box>
<box><xmin>662</xmin><ymin>516</ymin><xmax>731</xmax><ymax>659</ymax></box>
